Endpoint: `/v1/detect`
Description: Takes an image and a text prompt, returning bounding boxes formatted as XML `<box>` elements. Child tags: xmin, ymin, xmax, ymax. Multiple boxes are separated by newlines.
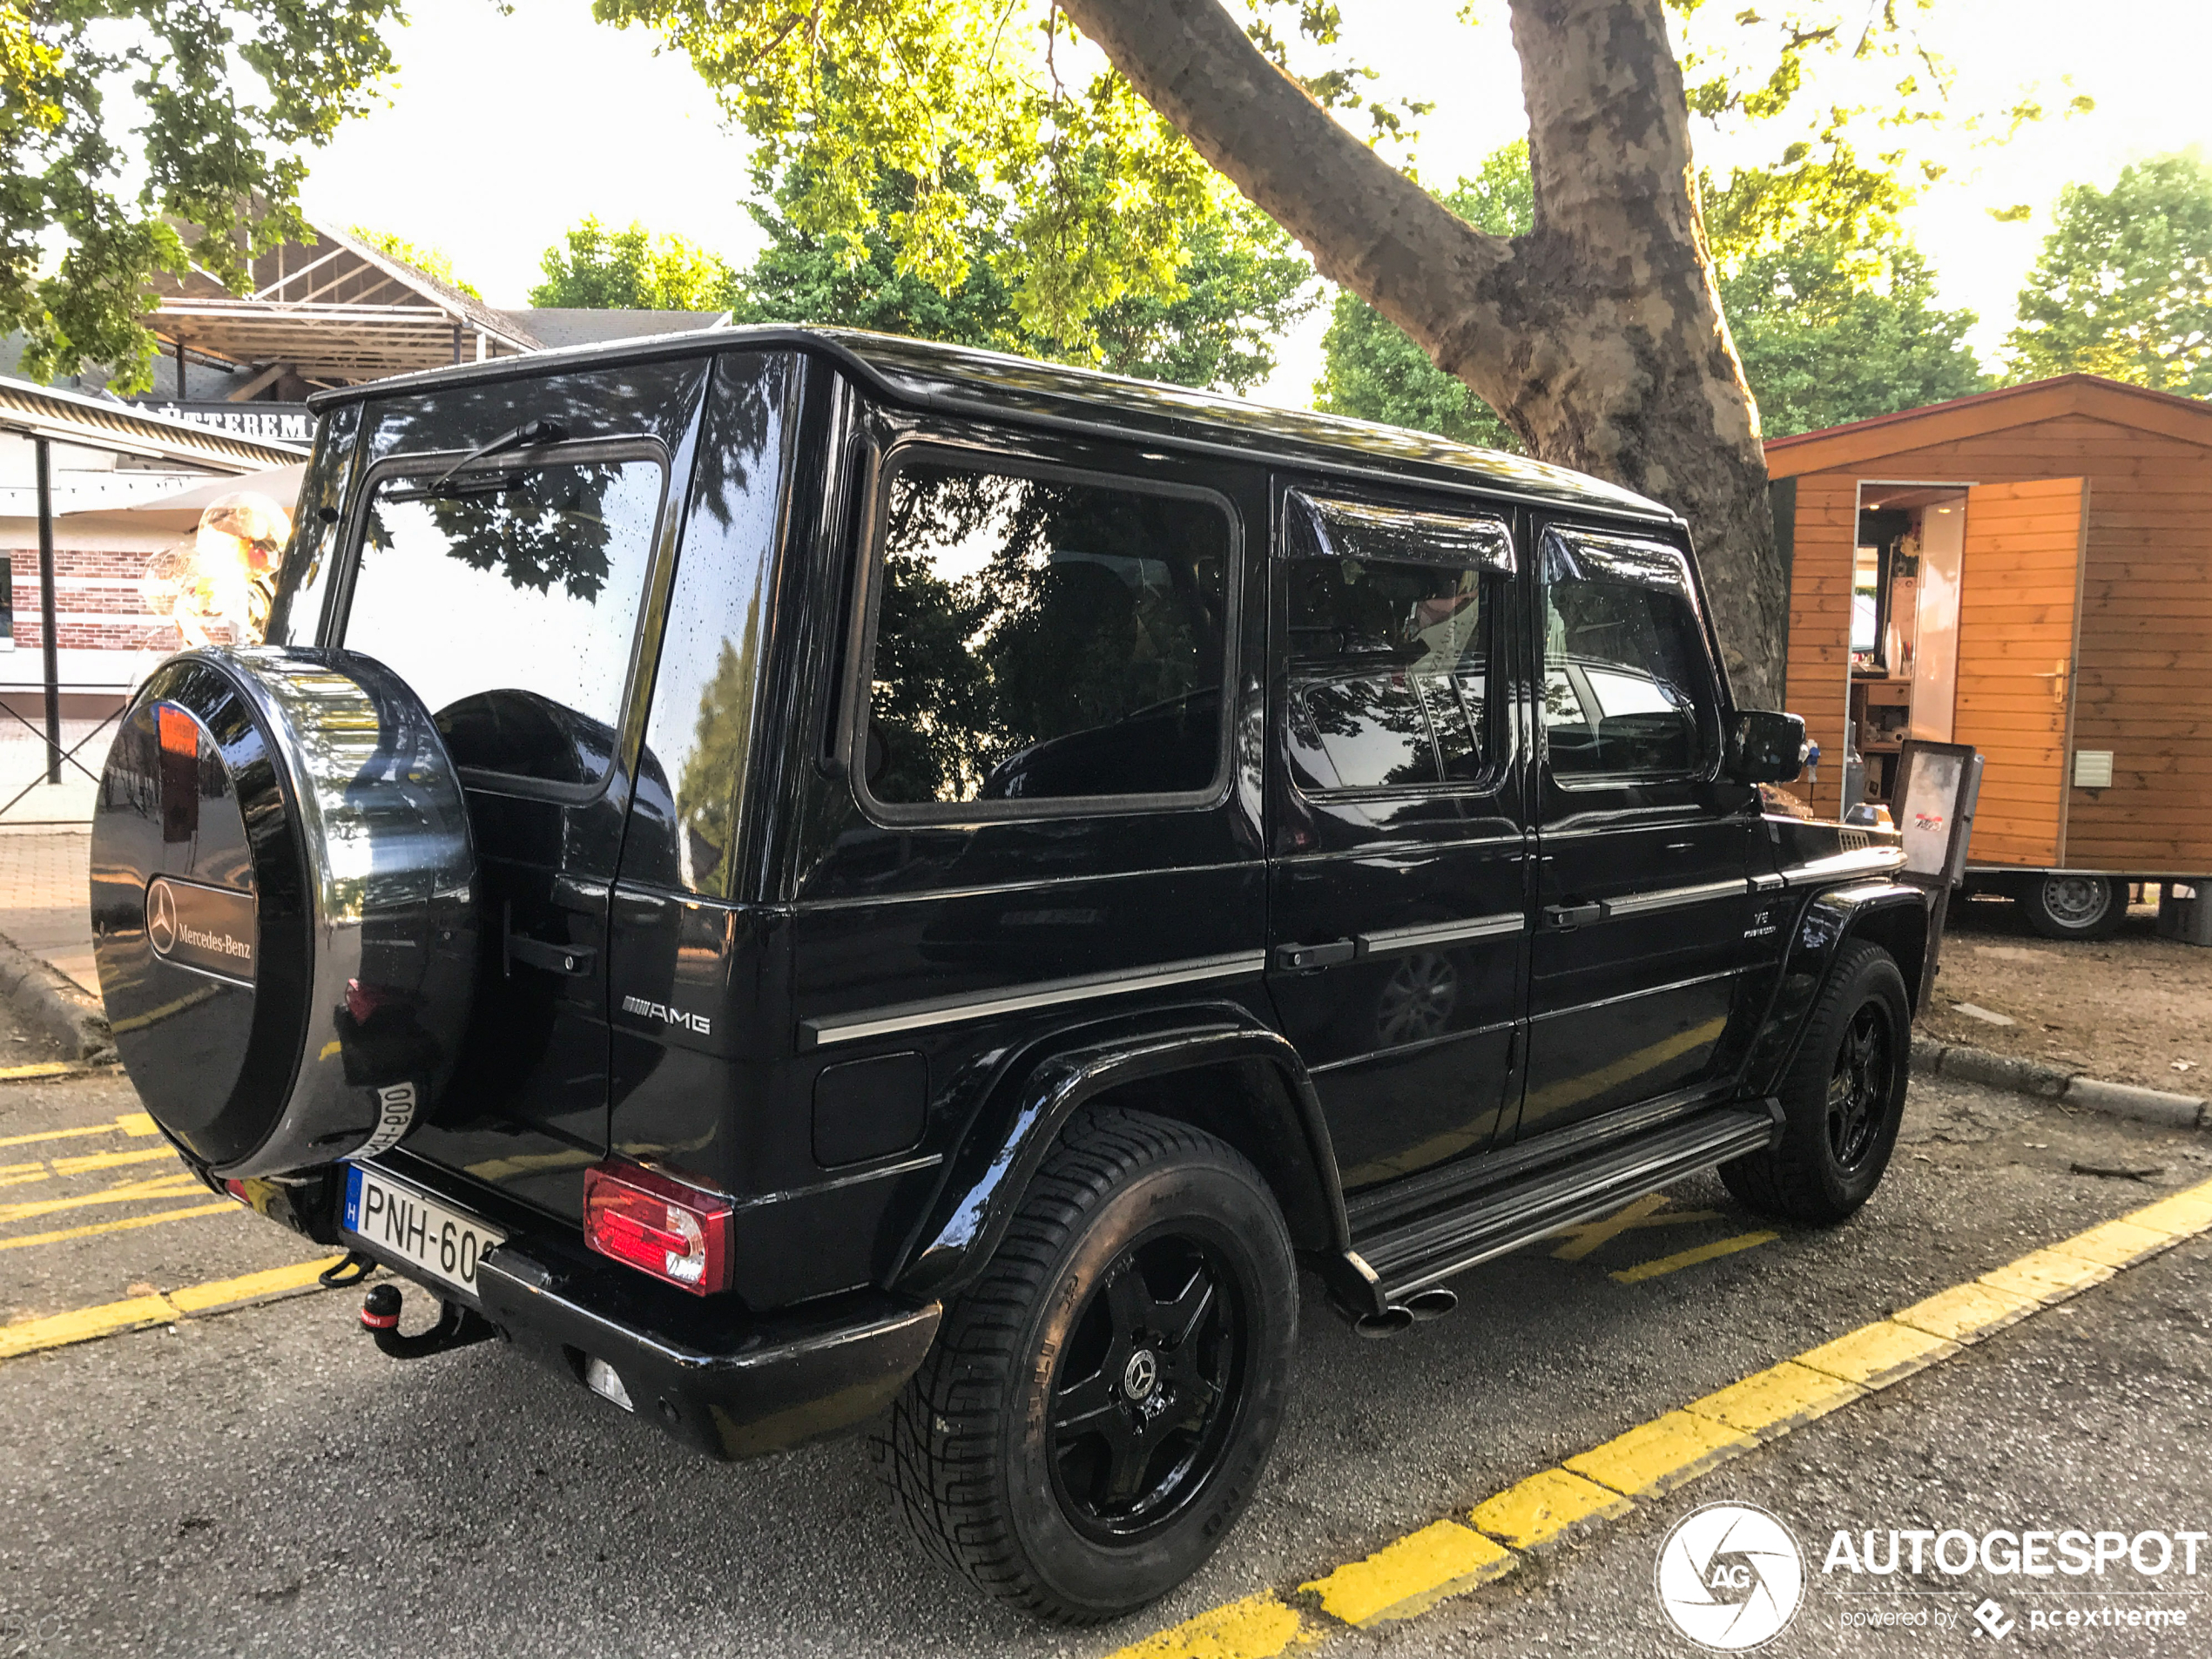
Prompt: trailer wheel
<box><xmin>2022</xmin><ymin>873</ymin><xmax>2124</xmax><ymax>941</ymax></box>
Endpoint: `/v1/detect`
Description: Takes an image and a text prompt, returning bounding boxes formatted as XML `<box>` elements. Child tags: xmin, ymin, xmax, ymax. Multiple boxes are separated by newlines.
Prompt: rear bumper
<box><xmin>473</xmin><ymin>1245</ymin><xmax>941</xmax><ymax>1461</ymax></box>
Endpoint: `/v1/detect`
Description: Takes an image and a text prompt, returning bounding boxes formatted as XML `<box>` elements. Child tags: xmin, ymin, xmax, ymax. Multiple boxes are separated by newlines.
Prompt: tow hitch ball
<box><xmin>359</xmin><ymin>1283</ymin><xmax>496</xmax><ymax>1360</ymax></box>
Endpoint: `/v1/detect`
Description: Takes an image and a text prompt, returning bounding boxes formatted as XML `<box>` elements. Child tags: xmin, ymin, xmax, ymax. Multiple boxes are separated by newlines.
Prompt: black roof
<box><xmin>308</xmin><ymin>323</ymin><xmax>1672</xmax><ymax>522</ymax></box>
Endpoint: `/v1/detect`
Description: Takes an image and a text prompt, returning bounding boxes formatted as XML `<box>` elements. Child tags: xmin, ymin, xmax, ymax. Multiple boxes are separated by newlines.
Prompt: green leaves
<box><xmin>529</xmin><ymin>219</ymin><xmax>740</xmax><ymax>310</ymax></box>
<box><xmin>594</xmin><ymin>0</ymin><xmax>1320</xmax><ymax>362</ymax></box>
<box><xmin>726</xmin><ymin>158</ymin><xmax>1318</xmax><ymax>393</ymax></box>
<box><xmin>3</xmin><ymin>0</ymin><xmax>403</xmax><ymax>389</ymax></box>
<box><xmin>1721</xmin><ymin>240</ymin><xmax>1987</xmax><ymax>436</ymax></box>
<box><xmin>2006</xmin><ymin>153</ymin><xmax>2212</xmax><ymax>397</ymax></box>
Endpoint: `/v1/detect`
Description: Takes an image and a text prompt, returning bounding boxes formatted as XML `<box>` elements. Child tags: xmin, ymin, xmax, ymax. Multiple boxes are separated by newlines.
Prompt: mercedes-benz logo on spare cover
<box><xmin>146</xmin><ymin>878</ymin><xmax>179</xmax><ymax>954</ymax></box>
<box><xmin>140</xmin><ymin>873</ymin><xmax>257</xmax><ymax>983</ymax></box>
<box><xmin>1655</xmin><ymin>1502</ymin><xmax>1805</xmax><ymax>1650</ymax></box>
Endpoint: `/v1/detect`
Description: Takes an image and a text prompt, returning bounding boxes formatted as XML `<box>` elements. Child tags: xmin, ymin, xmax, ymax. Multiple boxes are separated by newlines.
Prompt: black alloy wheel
<box><xmin>1049</xmin><ymin>1235</ymin><xmax>1244</xmax><ymax>1542</ymax></box>
<box><xmin>1826</xmin><ymin>1001</ymin><xmax>1895</xmax><ymax>1172</ymax></box>
<box><xmin>880</xmin><ymin>1107</ymin><xmax>1298</xmax><ymax>1623</ymax></box>
<box><xmin>1721</xmin><ymin>940</ymin><xmax>1912</xmax><ymax>1224</ymax></box>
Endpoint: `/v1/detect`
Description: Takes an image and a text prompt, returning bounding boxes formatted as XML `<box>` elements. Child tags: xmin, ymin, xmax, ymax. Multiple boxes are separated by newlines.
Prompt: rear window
<box><xmin>860</xmin><ymin>458</ymin><xmax>1233</xmax><ymax>812</ymax></box>
<box><xmin>343</xmin><ymin>451</ymin><xmax>665</xmax><ymax>787</ymax></box>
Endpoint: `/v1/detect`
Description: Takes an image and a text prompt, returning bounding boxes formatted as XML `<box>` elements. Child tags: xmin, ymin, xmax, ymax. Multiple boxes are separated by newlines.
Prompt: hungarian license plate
<box><xmin>343</xmin><ymin>1164</ymin><xmax>504</xmax><ymax>1298</ymax></box>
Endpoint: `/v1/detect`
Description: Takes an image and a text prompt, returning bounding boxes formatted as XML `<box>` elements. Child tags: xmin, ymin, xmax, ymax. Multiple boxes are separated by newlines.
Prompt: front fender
<box><xmin>1741</xmin><ymin>880</ymin><xmax>1931</xmax><ymax>1095</ymax></box>
<box><xmin>887</xmin><ymin>1003</ymin><xmax>1345</xmax><ymax>1301</ymax></box>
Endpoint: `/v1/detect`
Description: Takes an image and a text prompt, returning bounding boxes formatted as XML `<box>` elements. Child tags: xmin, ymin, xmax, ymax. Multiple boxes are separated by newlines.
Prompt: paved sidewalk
<box><xmin>0</xmin><ymin>828</ymin><xmax>93</xmax><ymax>993</ymax></box>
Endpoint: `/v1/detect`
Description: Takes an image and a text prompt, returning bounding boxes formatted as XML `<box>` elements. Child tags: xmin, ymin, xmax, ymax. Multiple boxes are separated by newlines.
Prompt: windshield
<box><xmin>343</xmin><ymin>455</ymin><xmax>664</xmax><ymax>787</ymax></box>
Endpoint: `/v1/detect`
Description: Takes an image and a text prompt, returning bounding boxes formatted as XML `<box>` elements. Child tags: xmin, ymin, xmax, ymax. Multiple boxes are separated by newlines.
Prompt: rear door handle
<box><xmin>1541</xmin><ymin>902</ymin><xmax>1608</xmax><ymax>931</ymax></box>
<box><xmin>502</xmin><ymin>902</ymin><xmax>597</xmax><ymax>976</ymax></box>
<box><xmin>1274</xmin><ymin>938</ymin><xmax>1357</xmax><ymax>971</ymax></box>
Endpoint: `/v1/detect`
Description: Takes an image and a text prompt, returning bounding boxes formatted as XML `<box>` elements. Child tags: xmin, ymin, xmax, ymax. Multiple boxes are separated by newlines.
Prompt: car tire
<box><xmin>2022</xmin><ymin>873</ymin><xmax>2125</xmax><ymax>941</ymax></box>
<box><xmin>879</xmin><ymin>1106</ymin><xmax>1298</xmax><ymax>1623</ymax></box>
<box><xmin>1720</xmin><ymin>941</ymin><xmax>1911</xmax><ymax>1225</ymax></box>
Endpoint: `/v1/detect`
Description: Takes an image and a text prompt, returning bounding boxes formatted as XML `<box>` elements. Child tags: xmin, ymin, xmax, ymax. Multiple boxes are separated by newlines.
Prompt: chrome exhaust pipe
<box><xmin>1352</xmin><ymin>1286</ymin><xmax>1459</xmax><ymax>1338</ymax></box>
<box><xmin>1353</xmin><ymin>1305</ymin><xmax>1416</xmax><ymax>1339</ymax></box>
<box><xmin>1405</xmin><ymin>1286</ymin><xmax>1458</xmax><ymax>1321</ymax></box>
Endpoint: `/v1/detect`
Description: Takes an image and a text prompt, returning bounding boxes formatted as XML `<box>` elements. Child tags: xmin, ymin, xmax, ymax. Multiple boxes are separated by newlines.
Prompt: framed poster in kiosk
<box><xmin>1892</xmin><ymin>738</ymin><xmax>1984</xmax><ymax>983</ymax></box>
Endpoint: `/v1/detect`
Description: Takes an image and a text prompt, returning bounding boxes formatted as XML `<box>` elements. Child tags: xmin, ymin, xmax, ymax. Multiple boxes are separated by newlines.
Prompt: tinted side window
<box><xmin>1541</xmin><ymin>529</ymin><xmax>1718</xmax><ymax>781</ymax></box>
<box><xmin>864</xmin><ymin>460</ymin><xmax>1231</xmax><ymax>809</ymax></box>
<box><xmin>345</xmin><ymin>454</ymin><xmax>664</xmax><ymax>787</ymax></box>
<box><xmin>1280</xmin><ymin>493</ymin><xmax>1504</xmax><ymax>794</ymax></box>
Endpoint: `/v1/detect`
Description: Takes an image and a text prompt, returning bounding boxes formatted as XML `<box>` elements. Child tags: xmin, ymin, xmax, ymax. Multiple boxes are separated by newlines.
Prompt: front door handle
<box><xmin>1274</xmin><ymin>938</ymin><xmax>1357</xmax><ymax>971</ymax></box>
<box><xmin>1541</xmin><ymin>901</ymin><xmax>1609</xmax><ymax>931</ymax></box>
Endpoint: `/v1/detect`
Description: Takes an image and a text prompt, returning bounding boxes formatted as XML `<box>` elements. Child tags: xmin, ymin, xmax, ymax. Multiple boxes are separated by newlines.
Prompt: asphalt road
<box><xmin>3</xmin><ymin>1047</ymin><xmax>2209</xmax><ymax>1658</ymax></box>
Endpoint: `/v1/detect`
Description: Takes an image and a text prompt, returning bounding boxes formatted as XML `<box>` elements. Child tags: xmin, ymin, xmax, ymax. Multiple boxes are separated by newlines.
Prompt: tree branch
<box><xmin>1054</xmin><ymin>0</ymin><xmax>1520</xmax><ymax>388</ymax></box>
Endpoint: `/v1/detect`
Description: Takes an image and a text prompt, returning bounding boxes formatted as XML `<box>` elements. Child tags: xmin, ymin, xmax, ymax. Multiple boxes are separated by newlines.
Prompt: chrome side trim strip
<box><xmin>1604</xmin><ymin>878</ymin><xmax>1750</xmax><ymax>918</ymax></box>
<box><xmin>1528</xmin><ymin>966</ymin><xmax>1743</xmax><ymax>1023</ymax></box>
<box><xmin>1751</xmin><ymin>871</ymin><xmax>1787</xmax><ymax>893</ymax></box>
<box><xmin>1357</xmin><ymin>911</ymin><xmax>1526</xmax><ymax>955</ymax></box>
<box><xmin>800</xmin><ymin>950</ymin><xmax>1266</xmax><ymax>1049</ymax></box>
<box><xmin>1782</xmin><ymin>846</ymin><xmax>1907</xmax><ymax>886</ymax></box>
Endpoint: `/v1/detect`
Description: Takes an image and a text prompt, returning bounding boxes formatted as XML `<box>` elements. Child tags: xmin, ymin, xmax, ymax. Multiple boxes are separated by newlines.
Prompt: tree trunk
<box><xmin>1055</xmin><ymin>0</ymin><xmax>1788</xmax><ymax>706</ymax></box>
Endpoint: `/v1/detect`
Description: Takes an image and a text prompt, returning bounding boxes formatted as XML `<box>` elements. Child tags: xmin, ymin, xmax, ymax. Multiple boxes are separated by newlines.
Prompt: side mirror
<box><xmin>1728</xmin><ymin>709</ymin><xmax>1806</xmax><ymax>785</ymax></box>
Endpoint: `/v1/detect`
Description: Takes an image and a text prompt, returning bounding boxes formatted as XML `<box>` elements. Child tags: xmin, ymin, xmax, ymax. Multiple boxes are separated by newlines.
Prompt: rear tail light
<box><xmin>583</xmin><ymin>1159</ymin><xmax>731</xmax><ymax>1295</ymax></box>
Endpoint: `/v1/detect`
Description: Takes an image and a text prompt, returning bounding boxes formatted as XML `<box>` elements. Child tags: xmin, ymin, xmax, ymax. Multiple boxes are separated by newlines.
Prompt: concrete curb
<box><xmin>1912</xmin><ymin>1035</ymin><xmax>2208</xmax><ymax>1130</ymax></box>
<box><xmin>0</xmin><ymin>927</ymin><xmax>111</xmax><ymax>1063</ymax></box>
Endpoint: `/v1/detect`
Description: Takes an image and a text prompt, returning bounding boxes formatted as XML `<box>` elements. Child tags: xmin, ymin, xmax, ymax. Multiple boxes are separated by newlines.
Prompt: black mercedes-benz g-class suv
<box><xmin>91</xmin><ymin>326</ymin><xmax>1927</xmax><ymax>1622</ymax></box>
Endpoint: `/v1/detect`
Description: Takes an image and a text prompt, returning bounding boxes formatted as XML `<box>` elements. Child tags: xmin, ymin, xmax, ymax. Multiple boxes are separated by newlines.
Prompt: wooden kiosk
<box><xmin>1767</xmin><ymin>374</ymin><xmax>2212</xmax><ymax>938</ymax></box>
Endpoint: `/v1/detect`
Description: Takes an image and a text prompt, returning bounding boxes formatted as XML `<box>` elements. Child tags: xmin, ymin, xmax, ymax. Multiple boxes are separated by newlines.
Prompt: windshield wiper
<box><xmin>417</xmin><ymin>417</ymin><xmax>569</xmax><ymax>496</ymax></box>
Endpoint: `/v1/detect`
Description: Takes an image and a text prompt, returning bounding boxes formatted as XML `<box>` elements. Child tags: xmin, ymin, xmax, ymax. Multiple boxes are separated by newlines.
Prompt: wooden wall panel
<box><xmin>1777</xmin><ymin>405</ymin><xmax>2212</xmax><ymax>872</ymax></box>
<box><xmin>1953</xmin><ymin>478</ymin><xmax>2086</xmax><ymax>867</ymax></box>
<box><xmin>1782</xmin><ymin>473</ymin><xmax>1856</xmax><ymax>819</ymax></box>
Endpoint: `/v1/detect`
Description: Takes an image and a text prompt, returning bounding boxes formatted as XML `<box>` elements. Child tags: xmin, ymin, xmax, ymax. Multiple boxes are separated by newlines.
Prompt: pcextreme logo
<box><xmin>1656</xmin><ymin>1502</ymin><xmax>1806</xmax><ymax>1650</ymax></box>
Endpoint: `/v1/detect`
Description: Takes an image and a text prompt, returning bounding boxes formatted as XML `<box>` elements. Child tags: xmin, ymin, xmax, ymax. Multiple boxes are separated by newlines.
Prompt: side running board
<box><xmin>1348</xmin><ymin>1105</ymin><xmax>1780</xmax><ymax>1306</ymax></box>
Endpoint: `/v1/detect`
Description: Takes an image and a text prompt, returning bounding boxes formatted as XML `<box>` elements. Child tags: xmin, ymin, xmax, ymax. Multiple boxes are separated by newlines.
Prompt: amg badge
<box><xmin>622</xmin><ymin>995</ymin><xmax>711</xmax><ymax>1036</ymax></box>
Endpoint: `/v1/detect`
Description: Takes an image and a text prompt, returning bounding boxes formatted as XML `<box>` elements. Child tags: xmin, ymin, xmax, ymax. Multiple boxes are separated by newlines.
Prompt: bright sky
<box><xmin>301</xmin><ymin>0</ymin><xmax>2212</xmax><ymax>408</ymax></box>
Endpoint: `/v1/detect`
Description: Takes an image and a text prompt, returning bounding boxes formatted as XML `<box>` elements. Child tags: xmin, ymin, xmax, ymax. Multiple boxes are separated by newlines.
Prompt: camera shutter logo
<box><xmin>146</xmin><ymin>879</ymin><xmax>179</xmax><ymax>954</ymax></box>
<box><xmin>1655</xmin><ymin>1502</ymin><xmax>1805</xmax><ymax>1650</ymax></box>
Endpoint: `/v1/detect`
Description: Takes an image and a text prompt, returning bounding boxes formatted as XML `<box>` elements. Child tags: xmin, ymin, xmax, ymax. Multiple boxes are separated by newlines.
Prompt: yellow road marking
<box><xmin>50</xmin><ymin>1146</ymin><xmax>181</xmax><ymax>1177</ymax></box>
<box><xmin>0</xmin><ymin>1255</ymin><xmax>341</xmax><ymax>1359</ymax></box>
<box><xmin>0</xmin><ymin>1145</ymin><xmax>182</xmax><ymax>1190</ymax></box>
<box><xmin>1609</xmin><ymin>1230</ymin><xmax>1777</xmax><ymax>1283</ymax></box>
<box><xmin>1562</xmin><ymin>1410</ymin><xmax>1754</xmax><ymax>1497</ymax></box>
<box><xmin>1109</xmin><ymin>1593</ymin><xmax>1308</xmax><ymax>1659</ymax></box>
<box><xmin>1891</xmin><ymin>1280</ymin><xmax>2040</xmax><ymax>1343</ymax></box>
<box><xmin>0</xmin><ymin>1111</ymin><xmax>159</xmax><ymax>1150</ymax></box>
<box><xmin>1301</xmin><ymin>1519</ymin><xmax>1514</xmax><ymax>1627</ymax></box>
<box><xmin>0</xmin><ymin>1170</ymin><xmax>204</xmax><ymax>1224</ymax></box>
<box><xmin>1795</xmin><ymin>1318</ymin><xmax>1959</xmax><ymax>1387</ymax></box>
<box><xmin>0</xmin><ymin>1061</ymin><xmax>104</xmax><ymax>1083</ymax></box>
<box><xmin>0</xmin><ymin>1201</ymin><xmax>236</xmax><ymax>1251</ymax></box>
<box><xmin>1101</xmin><ymin>1174</ymin><xmax>2212</xmax><ymax>1659</ymax></box>
<box><xmin>1683</xmin><ymin>1360</ymin><xmax>1864</xmax><ymax>1441</ymax></box>
<box><xmin>1466</xmin><ymin>1467</ymin><xmax>1630</xmax><ymax>1549</ymax></box>
<box><xmin>1549</xmin><ymin>1193</ymin><xmax>1723</xmax><ymax>1261</ymax></box>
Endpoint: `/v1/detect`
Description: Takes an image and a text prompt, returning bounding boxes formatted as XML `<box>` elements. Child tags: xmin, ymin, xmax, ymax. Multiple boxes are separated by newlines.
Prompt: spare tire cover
<box><xmin>91</xmin><ymin>646</ymin><xmax>477</xmax><ymax>1177</ymax></box>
